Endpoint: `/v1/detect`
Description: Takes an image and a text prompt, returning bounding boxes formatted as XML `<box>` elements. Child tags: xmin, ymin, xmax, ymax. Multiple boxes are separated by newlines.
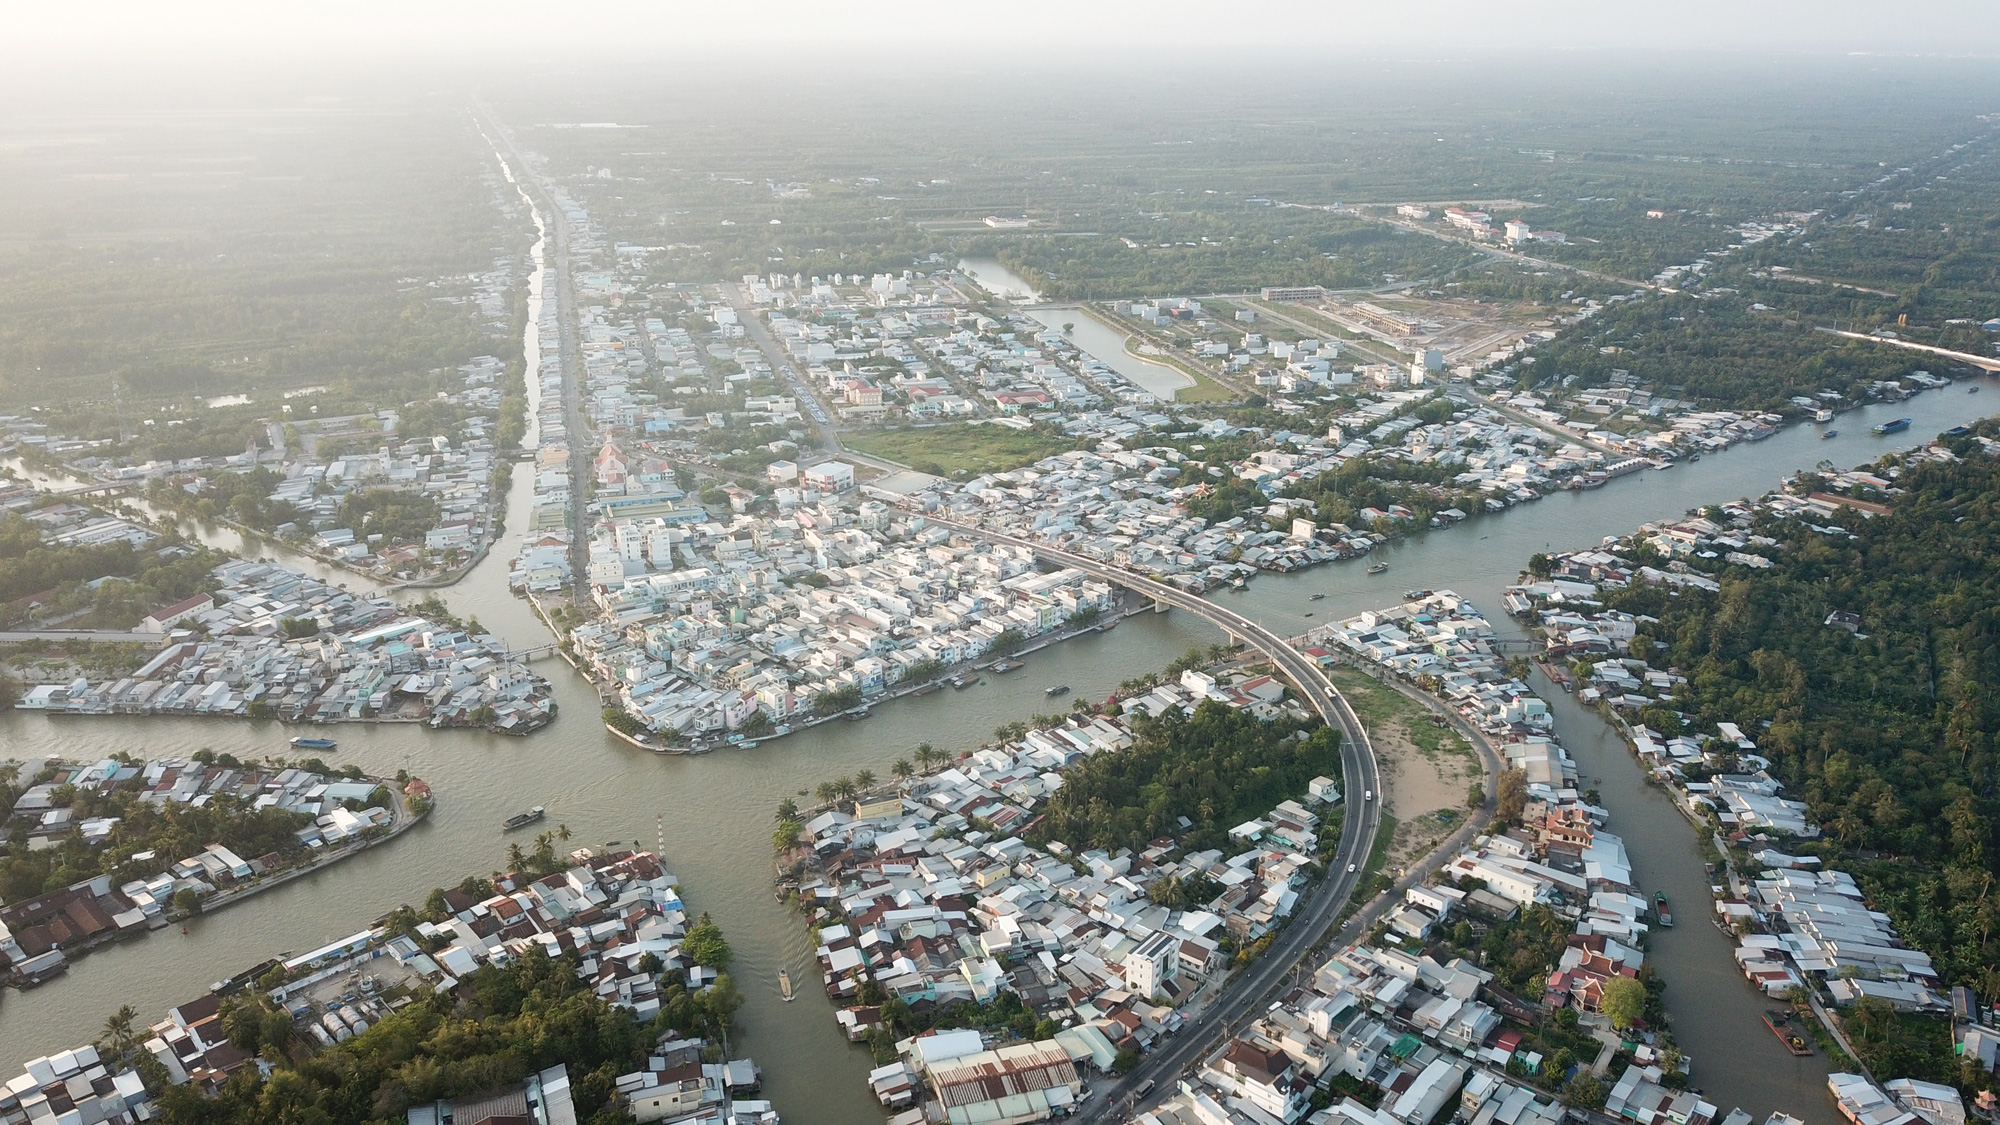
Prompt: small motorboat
<box><xmin>1971</xmin><ymin>386</ymin><xmax>1982</xmax><ymax>394</ymax></box>
<box><xmin>1823</xmin><ymin>429</ymin><xmax>1839</xmax><ymax>439</ymax></box>
<box><xmin>1044</xmin><ymin>685</ymin><xmax>1071</xmax><ymax>697</ymax></box>
<box><xmin>779</xmin><ymin>968</ymin><xmax>797</xmax><ymax>1002</ymax></box>
<box><xmin>1308</xmin><ymin>593</ymin><xmax>1325</xmax><ymax>601</ymax></box>
<box><xmin>1367</xmin><ymin>562</ymin><xmax>1390</xmax><ymax>575</ymax></box>
<box><xmin>290</xmin><ymin>737</ymin><xmax>338</xmax><ymax>750</ymax></box>
<box><xmin>502</xmin><ymin>806</ymin><xmax>546</xmax><ymax>832</ymax></box>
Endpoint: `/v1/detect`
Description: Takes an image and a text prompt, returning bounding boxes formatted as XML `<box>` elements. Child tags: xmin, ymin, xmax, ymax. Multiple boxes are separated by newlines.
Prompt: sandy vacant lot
<box><xmin>1330</xmin><ymin>668</ymin><xmax>1484</xmax><ymax>872</ymax></box>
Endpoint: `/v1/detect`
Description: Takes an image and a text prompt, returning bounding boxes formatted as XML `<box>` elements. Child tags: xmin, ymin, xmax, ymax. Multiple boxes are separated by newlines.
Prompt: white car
<box><xmin>1364</xmin><ymin>789</ymin><xmax>1373</xmax><ymax>801</ymax></box>
<box><xmin>1346</xmin><ymin>863</ymin><xmax>1357</xmax><ymax>874</ymax></box>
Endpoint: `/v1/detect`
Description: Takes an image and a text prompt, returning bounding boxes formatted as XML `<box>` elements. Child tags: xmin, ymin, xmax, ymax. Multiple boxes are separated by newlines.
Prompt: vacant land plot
<box><xmin>845</xmin><ymin>424</ymin><xmax>1079</xmax><ymax>476</ymax></box>
<box><xmin>1330</xmin><ymin>668</ymin><xmax>1481</xmax><ymax>826</ymax></box>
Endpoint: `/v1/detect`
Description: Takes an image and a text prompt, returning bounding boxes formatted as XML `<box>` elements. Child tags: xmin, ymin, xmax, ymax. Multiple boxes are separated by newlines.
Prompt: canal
<box><xmin>4</xmin><ymin>373</ymin><xmax>1995</xmax><ymax>1121</ymax></box>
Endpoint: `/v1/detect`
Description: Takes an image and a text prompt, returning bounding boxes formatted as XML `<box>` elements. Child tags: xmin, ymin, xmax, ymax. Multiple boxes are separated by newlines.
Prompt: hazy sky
<box><xmin>11</xmin><ymin>0</ymin><xmax>2000</xmax><ymax>67</ymax></box>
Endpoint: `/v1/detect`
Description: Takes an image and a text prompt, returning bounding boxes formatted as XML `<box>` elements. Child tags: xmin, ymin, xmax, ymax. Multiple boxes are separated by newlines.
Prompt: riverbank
<box><xmin>8</xmin><ymin>389</ymin><xmax>1991</xmax><ymax>1121</ymax></box>
<box><xmin>8</xmin><ymin>770</ymin><xmax>429</xmax><ymax>991</ymax></box>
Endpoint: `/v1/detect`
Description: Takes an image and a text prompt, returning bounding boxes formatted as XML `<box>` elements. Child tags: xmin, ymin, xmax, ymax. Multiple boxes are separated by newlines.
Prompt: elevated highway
<box><xmin>921</xmin><ymin>515</ymin><xmax>1382</xmax><ymax>1120</ymax></box>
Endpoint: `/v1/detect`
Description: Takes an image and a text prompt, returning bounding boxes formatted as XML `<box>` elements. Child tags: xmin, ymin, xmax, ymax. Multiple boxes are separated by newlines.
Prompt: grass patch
<box><xmin>1076</xmin><ymin>304</ymin><xmax>1238</xmax><ymax>404</ymax></box>
<box><xmin>1331</xmin><ymin>669</ymin><xmax>1476</xmax><ymax>764</ymax></box>
<box><xmin>845</xmin><ymin>424</ymin><xmax>1078</xmax><ymax>476</ymax></box>
<box><xmin>1119</xmin><ymin>335</ymin><xmax>1239</xmax><ymax>403</ymax></box>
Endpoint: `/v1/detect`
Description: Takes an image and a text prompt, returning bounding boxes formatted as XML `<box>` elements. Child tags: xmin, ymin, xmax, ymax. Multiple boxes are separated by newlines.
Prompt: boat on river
<box><xmin>1367</xmin><ymin>562</ymin><xmax>1390</xmax><ymax>575</ymax></box>
<box><xmin>950</xmin><ymin>673</ymin><xmax>981</xmax><ymax>689</ymax></box>
<box><xmin>1044</xmin><ymin>685</ymin><xmax>1070</xmax><ymax>697</ymax></box>
<box><xmin>1823</xmin><ymin>429</ymin><xmax>1839</xmax><ymax>439</ymax></box>
<box><xmin>502</xmin><ymin>806</ymin><xmax>545</xmax><ymax>832</ymax></box>
<box><xmin>1814</xmin><ymin>407</ymin><xmax>1835</xmax><ymax>422</ymax></box>
<box><xmin>1308</xmin><ymin>593</ymin><xmax>1325</xmax><ymax>601</ymax></box>
<box><xmin>1654</xmin><ymin>891</ymin><xmax>1674</xmax><ymax>927</ymax></box>
<box><xmin>912</xmin><ymin>682</ymin><xmax>942</xmax><ymax>696</ymax></box>
<box><xmin>1762</xmin><ymin>1010</ymin><xmax>1813</xmax><ymax>1055</ymax></box>
<box><xmin>1873</xmin><ymin>417</ymin><xmax>1913</xmax><ymax>434</ymax></box>
<box><xmin>991</xmin><ymin>660</ymin><xmax>1023</xmax><ymax>673</ymax></box>
<box><xmin>846</xmin><ymin>707</ymin><xmax>872</xmax><ymax>721</ymax></box>
<box><xmin>779</xmin><ymin>968</ymin><xmax>796</xmax><ymax>1002</ymax></box>
<box><xmin>289</xmin><ymin>737</ymin><xmax>338</xmax><ymax>751</ymax></box>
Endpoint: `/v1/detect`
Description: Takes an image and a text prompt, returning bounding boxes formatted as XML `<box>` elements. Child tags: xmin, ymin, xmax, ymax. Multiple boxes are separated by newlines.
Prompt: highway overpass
<box><xmin>922</xmin><ymin>515</ymin><xmax>1383</xmax><ymax>1120</ymax></box>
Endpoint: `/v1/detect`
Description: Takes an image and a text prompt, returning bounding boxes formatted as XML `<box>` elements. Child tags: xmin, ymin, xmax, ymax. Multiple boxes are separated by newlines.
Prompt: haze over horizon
<box><xmin>8</xmin><ymin>0</ymin><xmax>1999</xmax><ymax>73</ymax></box>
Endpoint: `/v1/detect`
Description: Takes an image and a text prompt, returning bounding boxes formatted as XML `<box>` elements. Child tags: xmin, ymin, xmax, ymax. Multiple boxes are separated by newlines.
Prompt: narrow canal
<box><xmin>4</xmin><ymin>371</ymin><xmax>1993</xmax><ymax>1121</ymax></box>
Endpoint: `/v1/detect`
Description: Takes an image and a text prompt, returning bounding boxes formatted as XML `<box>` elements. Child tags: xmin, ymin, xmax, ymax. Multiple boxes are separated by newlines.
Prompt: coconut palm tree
<box><xmin>507</xmin><ymin>843</ymin><xmax>527</xmax><ymax>871</ymax></box>
<box><xmin>891</xmin><ymin>758</ymin><xmax>913</xmax><ymax>780</ymax></box>
<box><xmin>834</xmin><ymin>776</ymin><xmax>857</xmax><ymax>801</ymax></box>
<box><xmin>98</xmin><ymin>1005</ymin><xmax>138</xmax><ymax>1059</ymax></box>
<box><xmin>773</xmin><ymin>820</ymin><xmax>803</xmax><ymax>853</ymax></box>
<box><xmin>776</xmin><ymin>797</ymin><xmax>800</xmax><ymax>822</ymax></box>
<box><xmin>855</xmin><ymin>769</ymin><xmax>877</xmax><ymax>791</ymax></box>
<box><xmin>556</xmin><ymin>823</ymin><xmax>571</xmax><ymax>842</ymax></box>
<box><xmin>815</xmin><ymin>781</ymin><xmax>839</xmax><ymax>805</ymax></box>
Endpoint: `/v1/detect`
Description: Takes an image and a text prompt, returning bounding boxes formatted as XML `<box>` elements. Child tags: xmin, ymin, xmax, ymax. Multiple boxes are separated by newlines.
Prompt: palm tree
<box><xmin>507</xmin><ymin>842</ymin><xmax>527</xmax><ymax>871</ymax></box>
<box><xmin>556</xmin><ymin>823</ymin><xmax>572</xmax><ymax>842</ymax></box>
<box><xmin>855</xmin><ymin>768</ymin><xmax>877</xmax><ymax>791</ymax></box>
<box><xmin>98</xmin><ymin>1005</ymin><xmax>138</xmax><ymax>1059</ymax></box>
<box><xmin>773</xmin><ymin>820</ymin><xmax>803</xmax><ymax>853</ymax></box>
<box><xmin>816</xmin><ymin>781</ymin><xmax>839</xmax><ymax>805</ymax></box>
<box><xmin>776</xmin><ymin>797</ymin><xmax>800</xmax><ymax>822</ymax></box>
<box><xmin>914</xmin><ymin>742</ymin><xmax>938</xmax><ymax>771</ymax></box>
<box><xmin>892</xmin><ymin>758</ymin><xmax>913</xmax><ymax>780</ymax></box>
<box><xmin>834</xmin><ymin>776</ymin><xmax>857</xmax><ymax>801</ymax></box>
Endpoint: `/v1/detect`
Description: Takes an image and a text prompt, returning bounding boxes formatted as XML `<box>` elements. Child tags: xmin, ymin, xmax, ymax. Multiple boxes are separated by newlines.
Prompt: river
<box><xmin>957</xmin><ymin>257</ymin><xmax>1197</xmax><ymax>401</ymax></box>
<box><xmin>5</xmin><ymin>369</ymin><xmax>1995</xmax><ymax>1118</ymax></box>
<box><xmin>958</xmin><ymin>256</ymin><xmax>1042</xmax><ymax>303</ymax></box>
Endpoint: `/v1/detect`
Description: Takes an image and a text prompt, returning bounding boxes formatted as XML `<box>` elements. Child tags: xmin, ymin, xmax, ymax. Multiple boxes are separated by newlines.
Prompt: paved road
<box><xmin>1816</xmin><ymin>326</ymin><xmax>2000</xmax><ymax>374</ymax></box>
<box><xmin>919</xmin><ymin>515</ymin><xmax>1383</xmax><ymax>1121</ymax></box>
<box><xmin>724</xmin><ymin>283</ymin><xmax>845</xmax><ymax>455</ymax></box>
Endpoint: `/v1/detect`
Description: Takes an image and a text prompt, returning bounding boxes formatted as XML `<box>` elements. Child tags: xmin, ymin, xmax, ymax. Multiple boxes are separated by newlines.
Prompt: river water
<box><xmin>957</xmin><ymin>256</ymin><xmax>1196</xmax><ymax>401</ymax></box>
<box><xmin>5</xmin><ymin>363</ymin><xmax>1994</xmax><ymax>1118</ymax></box>
<box><xmin>958</xmin><ymin>256</ymin><xmax>1042</xmax><ymax>304</ymax></box>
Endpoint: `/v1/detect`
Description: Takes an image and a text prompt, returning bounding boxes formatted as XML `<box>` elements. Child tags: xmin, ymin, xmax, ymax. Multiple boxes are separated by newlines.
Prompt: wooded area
<box><xmin>1599</xmin><ymin>438</ymin><xmax>2000</xmax><ymax>1014</ymax></box>
<box><xmin>1031</xmin><ymin>699</ymin><xmax>1341</xmax><ymax>854</ymax></box>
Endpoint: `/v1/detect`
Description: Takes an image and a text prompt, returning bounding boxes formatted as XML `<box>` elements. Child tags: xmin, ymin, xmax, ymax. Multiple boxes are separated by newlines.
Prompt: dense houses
<box><xmin>890</xmin><ymin>394</ymin><xmax>1707</xmax><ymax>592</ymax></box>
<box><xmin>1246</xmin><ymin>592</ymin><xmax>1836</xmax><ymax>1125</ymax></box>
<box><xmin>0</xmin><ymin>757</ymin><xmax>402</xmax><ymax>986</ymax></box>
<box><xmin>14</xmin><ymin>560</ymin><xmax>554</xmax><ymax>732</ymax></box>
<box><xmin>1138</xmin><ymin>934</ymin><xmax>1796</xmax><ymax>1125</ymax></box>
<box><xmin>783</xmin><ymin>673</ymin><xmax>1336</xmax><ymax>1120</ymax></box>
<box><xmin>99</xmin><ymin>289</ymin><xmax>519</xmax><ymax>585</ymax></box>
<box><xmin>566</xmin><ymin>503</ymin><xmax>1117</xmax><ymax>740</ymax></box>
<box><xmin>1507</xmin><ymin>512</ymin><xmax>1953</xmax><ymax>1017</ymax></box>
<box><xmin>0</xmin><ymin>848</ymin><xmax>764</xmax><ymax>1125</ymax></box>
<box><xmin>1138</xmin><ymin>938</ymin><xmax>1576</xmax><ymax>1125</ymax></box>
<box><xmin>1825</xmin><ymin>1072</ymin><xmax>1966</xmax><ymax>1125</ymax></box>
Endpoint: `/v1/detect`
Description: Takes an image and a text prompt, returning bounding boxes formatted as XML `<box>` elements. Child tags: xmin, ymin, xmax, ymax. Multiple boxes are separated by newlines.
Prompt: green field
<box><xmin>846</xmin><ymin>425</ymin><xmax>1079</xmax><ymax>476</ymax></box>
